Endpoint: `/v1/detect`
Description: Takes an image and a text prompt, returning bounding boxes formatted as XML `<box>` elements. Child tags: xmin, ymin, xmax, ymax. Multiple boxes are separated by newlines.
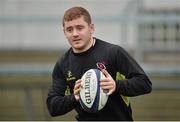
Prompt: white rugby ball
<box><xmin>79</xmin><ymin>69</ymin><xmax>109</xmax><ymax>113</ymax></box>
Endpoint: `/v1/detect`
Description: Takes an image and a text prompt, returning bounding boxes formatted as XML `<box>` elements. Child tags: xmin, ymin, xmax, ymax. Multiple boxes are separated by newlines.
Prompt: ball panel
<box><xmin>79</xmin><ymin>69</ymin><xmax>108</xmax><ymax>113</ymax></box>
<box><xmin>79</xmin><ymin>69</ymin><xmax>98</xmax><ymax>110</ymax></box>
<box><xmin>91</xmin><ymin>69</ymin><xmax>101</xmax><ymax>112</ymax></box>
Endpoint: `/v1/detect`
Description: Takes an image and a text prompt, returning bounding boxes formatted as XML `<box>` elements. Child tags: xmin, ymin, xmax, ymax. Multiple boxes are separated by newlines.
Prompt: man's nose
<box><xmin>72</xmin><ymin>29</ymin><xmax>79</xmax><ymax>36</ymax></box>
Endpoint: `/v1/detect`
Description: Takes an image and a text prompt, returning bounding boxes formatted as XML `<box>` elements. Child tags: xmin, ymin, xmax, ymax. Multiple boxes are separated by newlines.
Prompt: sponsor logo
<box><xmin>66</xmin><ymin>70</ymin><xmax>76</xmax><ymax>81</ymax></box>
<box><xmin>96</xmin><ymin>62</ymin><xmax>106</xmax><ymax>70</ymax></box>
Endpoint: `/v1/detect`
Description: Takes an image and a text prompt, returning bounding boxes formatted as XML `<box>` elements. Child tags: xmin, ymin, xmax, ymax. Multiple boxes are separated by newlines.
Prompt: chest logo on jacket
<box><xmin>96</xmin><ymin>62</ymin><xmax>106</xmax><ymax>70</ymax></box>
<box><xmin>66</xmin><ymin>70</ymin><xmax>76</xmax><ymax>81</ymax></box>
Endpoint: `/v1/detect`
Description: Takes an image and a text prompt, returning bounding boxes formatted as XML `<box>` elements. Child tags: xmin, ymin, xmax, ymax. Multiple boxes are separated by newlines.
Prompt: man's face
<box><xmin>63</xmin><ymin>16</ymin><xmax>94</xmax><ymax>53</ymax></box>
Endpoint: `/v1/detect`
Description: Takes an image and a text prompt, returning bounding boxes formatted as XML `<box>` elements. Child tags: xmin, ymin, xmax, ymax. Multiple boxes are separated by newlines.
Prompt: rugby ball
<box><xmin>79</xmin><ymin>69</ymin><xmax>109</xmax><ymax>113</ymax></box>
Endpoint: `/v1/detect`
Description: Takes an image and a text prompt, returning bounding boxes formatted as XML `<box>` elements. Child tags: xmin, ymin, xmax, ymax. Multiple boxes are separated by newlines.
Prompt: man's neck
<box><xmin>73</xmin><ymin>37</ymin><xmax>95</xmax><ymax>53</ymax></box>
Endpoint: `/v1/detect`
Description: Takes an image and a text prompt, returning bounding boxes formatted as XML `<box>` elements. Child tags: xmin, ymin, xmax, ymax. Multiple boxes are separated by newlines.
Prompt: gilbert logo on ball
<box><xmin>79</xmin><ymin>69</ymin><xmax>109</xmax><ymax>113</ymax></box>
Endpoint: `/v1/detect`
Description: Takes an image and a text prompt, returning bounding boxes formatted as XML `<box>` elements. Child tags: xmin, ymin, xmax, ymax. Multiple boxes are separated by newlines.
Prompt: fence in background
<box><xmin>0</xmin><ymin>0</ymin><xmax>180</xmax><ymax>62</ymax></box>
<box><xmin>0</xmin><ymin>63</ymin><xmax>180</xmax><ymax>120</ymax></box>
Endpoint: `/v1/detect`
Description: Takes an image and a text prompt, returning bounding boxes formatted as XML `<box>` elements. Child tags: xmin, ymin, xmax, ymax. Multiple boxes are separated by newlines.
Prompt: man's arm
<box><xmin>114</xmin><ymin>47</ymin><xmax>152</xmax><ymax>96</ymax></box>
<box><xmin>46</xmin><ymin>62</ymin><xmax>78</xmax><ymax>116</ymax></box>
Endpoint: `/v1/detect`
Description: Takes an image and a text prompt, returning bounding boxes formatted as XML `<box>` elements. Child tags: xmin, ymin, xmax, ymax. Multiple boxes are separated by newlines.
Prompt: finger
<box><xmin>74</xmin><ymin>79</ymin><xmax>81</xmax><ymax>87</ymax></box>
<box><xmin>74</xmin><ymin>81</ymin><xmax>81</xmax><ymax>90</ymax></box>
<box><xmin>74</xmin><ymin>83</ymin><xmax>81</xmax><ymax>91</ymax></box>
<box><xmin>75</xmin><ymin>79</ymin><xmax>81</xmax><ymax>84</ymax></box>
<box><xmin>74</xmin><ymin>88</ymin><xmax>80</xmax><ymax>94</ymax></box>
<box><xmin>101</xmin><ymin>69</ymin><xmax>110</xmax><ymax>78</ymax></box>
<box><xmin>74</xmin><ymin>86</ymin><xmax>81</xmax><ymax>101</ymax></box>
<box><xmin>74</xmin><ymin>85</ymin><xmax>80</xmax><ymax>93</ymax></box>
<box><xmin>100</xmin><ymin>80</ymin><xmax>112</xmax><ymax>86</ymax></box>
<box><xmin>100</xmin><ymin>77</ymin><xmax>111</xmax><ymax>83</ymax></box>
<box><xmin>107</xmin><ymin>89</ymin><xmax>114</xmax><ymax>96</ymax></box>
<box><xmin>74</xmin><ymin>80</ymin><xmax>81</xmax><ymax>92</ymax></box>
<box><xmin>73</xmin><ymin>80</ymin><xmax>82</xmax><ymax>101</ymax></box>
<box><xmin>74</xmin><ymin>91</ymin><xmax>80</xmax><ymax>101</ymax></box>
<box><xmin>101</xmin><ymin>85</ymin><xmax>114</xmax><ymax>90</ymax></box>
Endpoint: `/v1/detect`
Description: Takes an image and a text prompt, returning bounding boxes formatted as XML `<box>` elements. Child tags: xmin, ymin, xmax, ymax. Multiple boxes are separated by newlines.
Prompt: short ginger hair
<box><xmin>63</xmin><ymin>6</ymin><xmax>92</xmax><ymax>27</ymax></box>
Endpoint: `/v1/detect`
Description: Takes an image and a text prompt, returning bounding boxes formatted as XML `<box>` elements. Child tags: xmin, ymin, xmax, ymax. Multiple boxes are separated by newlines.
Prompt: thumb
<box><xmin>101</xmin><ymin>69</ymin><xmax>110</xmax><ymax>78</ymax></box>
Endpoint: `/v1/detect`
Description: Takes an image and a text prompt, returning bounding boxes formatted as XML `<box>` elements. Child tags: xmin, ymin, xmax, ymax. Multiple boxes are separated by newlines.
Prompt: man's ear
<box><xmin>90</xmin><ymin>24</ymin><xmax>95</xmax><ymax>34</ymax></box>
<box><xmin>63</xmin><ymin>28</ymin><xmax>65</xmax><ymax>34</ymax></box>
<box><xmin>63</xmin><ymin>28</ymin><xmax>67</xmax><ymax>36</ymax></box>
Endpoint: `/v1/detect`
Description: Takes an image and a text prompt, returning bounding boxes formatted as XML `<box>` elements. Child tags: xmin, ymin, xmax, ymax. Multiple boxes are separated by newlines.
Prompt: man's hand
<box><xmin>100</xmin><ymin>69</ymin><xmax>116</xmax><ymax>95</ymax></box>
<box><xmin>73</xmin><ymin>79</ymin><xmax>81</xmax><ymax>101</ymax></box>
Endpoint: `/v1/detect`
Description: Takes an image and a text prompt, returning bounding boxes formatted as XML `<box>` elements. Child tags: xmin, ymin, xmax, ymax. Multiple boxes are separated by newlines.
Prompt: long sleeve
<box><xmin>113</xmin><ymin>47</ymin><xmax>152</xmax><ymax>96</ymax></box>
<box><xmin>46</xmin><ymin>62</ymin><xmax>78</xmax><ymax>116</ymax></box>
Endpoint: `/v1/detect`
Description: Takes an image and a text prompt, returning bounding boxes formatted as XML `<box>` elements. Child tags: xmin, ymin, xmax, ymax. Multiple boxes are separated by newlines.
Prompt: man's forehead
<box><xmin>64</xmin><ymin>17</ymin><xmax>88</xmax><ymax>28</ymax></box>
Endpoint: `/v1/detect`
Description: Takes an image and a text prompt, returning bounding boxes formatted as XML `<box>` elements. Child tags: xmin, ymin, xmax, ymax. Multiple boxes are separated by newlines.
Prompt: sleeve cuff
<box><xmin>70</xmin><ymin>94</ymin><xmax>79</xmax><ymax>107</ymax></box>
<box><xmin>115</xmin><ymin>80</ymin><xmax>126</xmax><ymax>94</ymax></box>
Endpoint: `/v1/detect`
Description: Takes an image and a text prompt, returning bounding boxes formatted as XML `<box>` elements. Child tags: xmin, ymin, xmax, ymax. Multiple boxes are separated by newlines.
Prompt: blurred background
<box><xmin>0</xmin><ymin>0</ymin><xmax>180</xmax><ymax>121</ymax></box>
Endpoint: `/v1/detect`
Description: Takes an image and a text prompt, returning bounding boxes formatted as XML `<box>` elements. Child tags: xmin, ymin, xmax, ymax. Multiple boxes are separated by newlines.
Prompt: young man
<box><xmin>47</xmin><ymin>6</ymin><xmax>152</xmax><ymax>121</ymax></box>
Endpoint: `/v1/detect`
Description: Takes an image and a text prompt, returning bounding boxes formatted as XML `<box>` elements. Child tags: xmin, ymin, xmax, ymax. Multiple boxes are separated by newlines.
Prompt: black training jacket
<box><xmin>47</xmin><ymin>38</ymin><xmax>152</xmax><ymax>121</ymax></box>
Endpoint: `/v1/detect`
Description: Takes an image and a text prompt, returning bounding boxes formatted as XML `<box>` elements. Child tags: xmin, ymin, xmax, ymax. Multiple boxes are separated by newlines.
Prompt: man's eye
<box><xmin>77</xmin><ymin>26</ymin><xmax>84</xmax><ymax>30</ymax></box>
<box><xmin>66</xmin><ymin>28</ymin><xmax>72</xmax><ymax>32</ymax></box>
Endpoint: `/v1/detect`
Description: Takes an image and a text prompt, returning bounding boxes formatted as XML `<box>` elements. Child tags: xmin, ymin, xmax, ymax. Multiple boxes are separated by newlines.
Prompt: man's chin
<box><xmin>73</xmin><ymin>44</ymin><xmax>83</xmax><ymax>49</ymax></box>
<box><xmin>72</xmin><ymin>46</ymin><xmax>83</xmax><ymax>52</ymax></box>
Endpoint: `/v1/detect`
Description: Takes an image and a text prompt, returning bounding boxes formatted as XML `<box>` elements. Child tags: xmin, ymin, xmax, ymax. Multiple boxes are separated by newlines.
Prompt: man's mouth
<box><xmin>73</xmin><ymin>39</ymin><xmax>81</xmax><ymax>41</ymax></box>
<box><xmin>73</xmin><ymin>39</ymin><xmax>81</xmax><ymax>42</ymax></box>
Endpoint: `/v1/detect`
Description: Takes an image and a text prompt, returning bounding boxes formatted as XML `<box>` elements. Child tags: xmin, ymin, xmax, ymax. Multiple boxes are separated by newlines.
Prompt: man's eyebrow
<box><xmin>76</xmin><ymin>25</ymin><xmax>84</xmax><ymax>27</ymax></box>
<box><xmin>65</xmin><ymin>26</ymin><xmax>73</xmax><ymax>30</ymax></box>
<box><xmin>66</xmin><ymin>25</ymin><xmax>84</xmax><ymax>29</ymax></box>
